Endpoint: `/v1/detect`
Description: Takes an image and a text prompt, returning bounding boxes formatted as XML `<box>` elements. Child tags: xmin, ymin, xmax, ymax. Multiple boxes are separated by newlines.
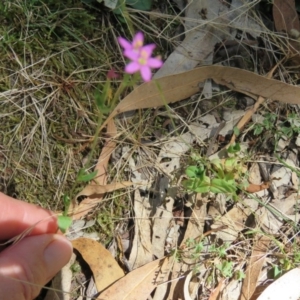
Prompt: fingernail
<box><xmin>43</xmin><ymin>235</ymin><xmax>73</xmax><ymax>276</ymax></box>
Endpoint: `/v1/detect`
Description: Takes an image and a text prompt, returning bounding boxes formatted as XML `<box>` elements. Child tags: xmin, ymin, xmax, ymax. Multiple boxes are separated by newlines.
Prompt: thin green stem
<box><xmin>84</xmin><ymin>112</ymin><xmax>103</xmax><ymax>169</ymax></box>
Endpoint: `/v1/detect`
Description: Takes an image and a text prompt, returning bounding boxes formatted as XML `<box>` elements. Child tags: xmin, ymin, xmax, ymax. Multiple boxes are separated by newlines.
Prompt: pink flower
<box><xmin>107</xmin><ymin>68</ymin><xmax>119</xmax><ymax>79</ymax></box>
<box><xmin>118</xmin><ymin>32</ymin><xmax>163</xmax><ymax>82</ymax></box>
<box><xmin>118</xmin><ymin>32</ymin><xmax>144</xmax><ymax>60</ymax></box>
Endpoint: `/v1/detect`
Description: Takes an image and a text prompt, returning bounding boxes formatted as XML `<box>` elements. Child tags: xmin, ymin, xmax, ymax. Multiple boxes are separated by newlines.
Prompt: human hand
<box><xmin>0</xmin><ymin>193</ymin><xmax>73</xmax><ymax>300</ymax></box>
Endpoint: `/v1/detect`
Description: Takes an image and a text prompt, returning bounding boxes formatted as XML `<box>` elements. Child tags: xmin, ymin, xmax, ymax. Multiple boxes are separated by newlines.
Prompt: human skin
<box><xmin>0</xmin><ymin>193</ymin><xmax>73</xmax><ymax>299</ymax></box>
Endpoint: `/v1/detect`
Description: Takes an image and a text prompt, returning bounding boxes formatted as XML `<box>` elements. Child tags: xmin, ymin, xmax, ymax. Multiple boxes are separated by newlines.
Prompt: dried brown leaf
<box><xmin>98</xmin><ymin>258</ymin><xmax>167</xmax><ymax>300</ymax></box>
<box><xmin>76</xmin><ymin>181</ymin><xmax>133</xmax><ymax>197</ymax></box>
<box><xmin>209</xmin><ymin>278</ymin><xmax>225</xmax><ymax>300</ymax></box>
<box><xmin>68</xmin><ymin>120</ymin><xmax>131</xmax><ymax>220</ymax></box>
<box><xmin>245</xmin><ymin>183</ymin><xmax>270</xmax><ymax>193</ymax></box>
<box><xmin>240</xmin><ymin>235</ymin><xmax>271</xmax><ymax>300</ymax></box>
<box><xmin>273</xmin><ymin>0</ymin><xmax>300</xmax><ymax>33</ymax></box>
<box><xmin>101</xmin><ymin>66</ymin><xmax>300</xmax><ymax>131</ymax></box>
<box><xmin>93</xmin><ymin>119</ymin><xmax>117</xmax><ymax>185</ymax></box>
<box><xmin>273</xmin><ymin>0</ymin><xmax>300</xmax><ymax>64</ymax></box>
<box><xmin>72</xmin><ymin>238</ymin><xmax>124</xmax><ymax>292</ymax></box>
<box><xmin>69</xmin><ymin>181</ymin><xmax>133</xmax><ymax>219</ymax></box>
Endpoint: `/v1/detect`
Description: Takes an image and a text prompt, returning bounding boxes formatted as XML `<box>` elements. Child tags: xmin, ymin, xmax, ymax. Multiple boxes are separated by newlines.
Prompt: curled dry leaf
<box><xmin>69</xmin><ymin>181</ymin><xmax>134</xmax><ymax>219</ymax></box>
<box><xmin>72</xmin><ymin>237</ymin><xmax>124</xmax><ymax>293</ymax></box>
<box><xmin>69</xmin><ymin>119</ymin><xmax>121</xmax><ymax>220</ymax></box>
<box><xmin>98</xmin><ymin>258</ymin><xmax>168</xmax><ymax>300</ymax></box>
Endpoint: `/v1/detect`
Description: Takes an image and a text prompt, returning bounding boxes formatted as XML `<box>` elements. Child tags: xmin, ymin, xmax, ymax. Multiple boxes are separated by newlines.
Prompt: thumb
<box><xmin>0</xmin><ymin>234</ymin><xmax>72</xmax><ymax>300</ymax></box>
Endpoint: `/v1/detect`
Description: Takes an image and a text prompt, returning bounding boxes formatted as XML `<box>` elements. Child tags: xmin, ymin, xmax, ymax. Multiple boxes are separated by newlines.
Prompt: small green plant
<box><xmin>183</xmin><ymin>143</ymin><xmax>246</xmax><ymax>200</ymax></box>
<box><xmin>70</xmin><ymin>261</ymin><xmax>81</xmax><ymax>273</ymax></box>
<box><xmin>235</xmin><ymin>269</ymin><xmax>246</xmax><ymax>280</ymax></box>
<box><xmin>209</xmin><ymin>242</ymin><xmax>230</xmax><ymax>258</ymax></box>
<box><xmin>216</xmin><ymin>260</ymin><xmax>234</xmax><ymax>278</ymax></box>
<box><xmin>253</xmin><ymin>112</ymin><xmax>300</xmax><ymax>140</ymax></box>
<box><xmin>253</xmin><ymin>112</ymin><xmax>277</xmax><ymax>136</ymax></box>
<box><xmin>279</xmin><ymin>112</ymin><xmax>300</xmax><ymax>138</ymax></box>
<box><xmin>57</xmin><ymin>194</ymin><xmax>73</xmax><ymax>233</ymax></box>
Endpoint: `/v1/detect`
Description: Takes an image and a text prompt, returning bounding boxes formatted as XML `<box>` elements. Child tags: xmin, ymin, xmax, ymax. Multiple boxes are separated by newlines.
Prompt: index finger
<box><xmin>0</xmin><ymin>193</ymin><xmax>58</xmax><ymax>240</ymax></box>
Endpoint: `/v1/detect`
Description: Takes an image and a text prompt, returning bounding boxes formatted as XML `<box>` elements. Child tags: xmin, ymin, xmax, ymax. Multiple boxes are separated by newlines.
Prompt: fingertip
<box><xmin>0</xmin><ymin>234</ymin><xmax>73</xmax><ymax>299</ymax></box>
<box><xmin>43</xmin><ymin>235</ymin><xmax>73</xmax><ymax>281</ymax></box>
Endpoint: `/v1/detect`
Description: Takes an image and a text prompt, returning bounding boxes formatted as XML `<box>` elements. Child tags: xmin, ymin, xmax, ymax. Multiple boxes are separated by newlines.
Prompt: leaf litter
<box><xmin>6</xmin><ymin>0</ymin><xmax>300</xmax><ymax>299</ymax></box>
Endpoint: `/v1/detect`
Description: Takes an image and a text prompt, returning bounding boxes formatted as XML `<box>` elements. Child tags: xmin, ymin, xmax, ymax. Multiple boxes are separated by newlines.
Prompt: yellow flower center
<box><xmin>134</xmin><ymin>40</ymin><xmax>143</xmax><ymax>49</ymax></box>
<box><xmin>138</xmin><ymin>50</ymin><xmax>148</xmax><ymax>65</ymax></box>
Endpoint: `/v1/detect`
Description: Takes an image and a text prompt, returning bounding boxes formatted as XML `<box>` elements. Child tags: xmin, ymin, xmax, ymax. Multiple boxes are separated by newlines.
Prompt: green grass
<box><xmin>0</xmin><ymin>0</ymin><xmax>120</xmax><ymax>209</ymax></box>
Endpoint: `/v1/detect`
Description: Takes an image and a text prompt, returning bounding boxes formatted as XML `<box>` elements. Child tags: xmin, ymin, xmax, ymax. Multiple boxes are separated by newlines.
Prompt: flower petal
<box><xmin>118</xmin><ymin>37</ymin><xmax>132</xmax><ymax>50</ymax></box>
<box><xmin>147</xmin><ymin>57</ymin><xmax>163</xmax><ymax>69</ymax></box>
<box><xmin>125</xmin><ymin>61</ymin><xmax>141</xmax><ymax>74</ymax></box>
<box><xmin>132</xmin><ymin>31</ymin><xmax>144</xmax><ymax>48</ymax></box>
<box><xmin>141</xmin><ymin>44</ymin><xmax>156</xmax><ymax>58</ymax></box>
<box><xmin>124</xmin><ymin>49</ymin><xmax>140</xmax><ymax>60</ymax></box>
<box><xmin>140</xmin><ymin>66</ymin><xmax>152</xmax><ymax>82</ymax></box>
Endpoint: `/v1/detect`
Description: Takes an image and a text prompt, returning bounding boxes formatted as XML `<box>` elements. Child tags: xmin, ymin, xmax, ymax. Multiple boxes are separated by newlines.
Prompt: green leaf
<box><xmin>126</xmin><ymin>0</ymin><xmax>152</xmax><ymax>11</ymax></box>
<box><xmin>185</xmin><ymin>165</ymin><xmax>206</xmax><ymax>179</ymax></box>
<box><xmin>193</xmin><ymin>175</ymin><xmax>211</xmax><ymax>193</ymax></box>
<box><xmin>211</xmin><ymin>158</ymin><xmax>222</xmax><ymax>170</ymax></box>
<box><xmin>77</xmin><ymin>169</ymin><xmax>97</xmax><ymax>182</ymax></box>
<box><xmin>233</xmin><ymin>126</ymin><xmax>240</xmax><ymax>136</ymax></box>
<box><xmin>182</xmin><ymin>179</ymin><xmax>194</xmax><ymax>190</ymax></box>
<box><xmin>227</xmin><ymin>143</ymin><xmax>241</xmax><ymax>154</ymax></box>
<box><xmin>280</xmin><ymin>126</ymin><xmax>293</xmax><ymax>138</ymax></box>
<box><xmin>253</xmin><ymin>124</ymin><xmax>263</xmax><ymax>136</ymax></box>
<box><xmin>235</xmin><ymin>270</ymin><xmax>246</xmax><ymax>280</ymax></box>
<box><xmin>216</xmin><ymin>261</ymin><xmax>233</xmax><ymax>278</ymax></box>
<box><xmin>94</xmin><ymin>88</ymin><xmax>111</xmax><ymax>114</ymax></box>
<box><xmin>62</xmin><ymin>194</ymin><xmax>71</xmax><ymax>216</ymax></box>
<box><xmin>185</xmin><ymin>166</ymin><xmax>198</xmax><ymax>178</ymax></box>
<box><xmin>273</xmin><ymin>265</ymin><xmax>282</xmax><ymax>278</ymax></box>
<box><xmin>194</xmin><ymin>185</ymin><xmax>210</xmax><ymax>193</ymax></box>
<box><xmin>224</xmin><ymin>157</ymin><xmax>237</xmax><ymax>171</ymax></box>
<box><xmin>211</xmin><ymin>178</ymin><xmax>237</xmax><ymax>193</ymax></box>
<box><xmin>57</xmin><ymin>216</ymin><xmax>72</xmax><ymax>234</ymax></box>
<box><xmin>104</xmin><ymin>0</ymin><xmax>118</xmax><ymax>9</ymax></box>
